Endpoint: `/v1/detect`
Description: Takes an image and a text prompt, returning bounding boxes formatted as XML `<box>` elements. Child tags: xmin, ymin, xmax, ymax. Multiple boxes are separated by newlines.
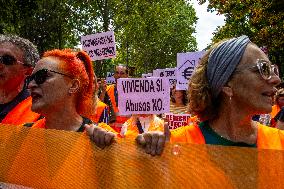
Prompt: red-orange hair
<box><xmin>43</xmin><ymin>49</ymin><xmax>94</xmax><ymax>116</ymax></box>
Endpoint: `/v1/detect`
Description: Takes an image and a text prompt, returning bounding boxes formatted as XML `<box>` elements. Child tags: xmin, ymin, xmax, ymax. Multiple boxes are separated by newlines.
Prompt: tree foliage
<box><xmin>1</xmin><ymin>0</ymin><xmax>198</xmax><ymax>76</ymax></box>
<box><xmin>0</xmin><ymin>0</ymin><xmax>102</xmax><ymax>53</ymax></box>
<box><xmin>199</xmin><ymin>0</ymin><xmax>284</xmax><ymax>75</ymax></box>
<box><xmin>112</xmin><ymin>0</ymin><xmax>197</xmax><ymax>75</ymax></box>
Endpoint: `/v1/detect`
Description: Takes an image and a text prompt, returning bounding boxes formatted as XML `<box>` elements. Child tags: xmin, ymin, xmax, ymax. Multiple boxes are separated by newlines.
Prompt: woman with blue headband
<box><xmin>169</xmin><ymin>35</ymin><xmax>284</xmax><ymax>149</ymax></box>
<box><xmin>136</xmin><ymin>35</ymin><xmax>284</xmax><ymax>151</ymax></box>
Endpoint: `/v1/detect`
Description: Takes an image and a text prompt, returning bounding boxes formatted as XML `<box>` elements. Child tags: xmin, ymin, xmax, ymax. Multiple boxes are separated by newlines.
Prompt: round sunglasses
<box><xmin>28</xmin><ymin>69</ymin><xmax>72</xmax><ymax>85</ymax></box>
<box><xmin>234</xmin><ymin>59</ymin><xmax>279</xmax><ymax>80</ymax></box>
<box><xmin>256</xmin><ymin>59</ymin><xmax>279</xmax><ymax>80</ymax></box>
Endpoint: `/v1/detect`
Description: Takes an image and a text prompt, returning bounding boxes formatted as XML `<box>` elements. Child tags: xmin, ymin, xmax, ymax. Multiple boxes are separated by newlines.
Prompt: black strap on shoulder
<box><xmin>136</xmin><ymin>119</ymin><xmax>144</xmax><ymax>134</ymax></box>
<box><xmin>77</xmin><ymin>117</ymin><xmax>93</xmax><ymax>132</ymax></box>
<box><xmin>23</xmin><ymin>115</ymin><xmax>44</xmax><ymax>128</ymax></box>
<box><xmin>23</xmin><ymin>122</ymin><xmax>34</xmax><ymax>127</ymax></box>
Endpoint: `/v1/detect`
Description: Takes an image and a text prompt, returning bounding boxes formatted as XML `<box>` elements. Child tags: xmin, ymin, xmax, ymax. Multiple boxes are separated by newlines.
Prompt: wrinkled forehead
<box><xmin>0</xmin><ymin>42</ymin><xmax>24</xmax><ymax>60</ymax></box>
<box><xmin>239</xmin><ymin>43</ymin><xmax>270</xmax><ymax>67</ymax></box>
<box><xmin>33</xmin><ymin>56</ymin><xmax>61</xmax><ymax>72</ymax></box>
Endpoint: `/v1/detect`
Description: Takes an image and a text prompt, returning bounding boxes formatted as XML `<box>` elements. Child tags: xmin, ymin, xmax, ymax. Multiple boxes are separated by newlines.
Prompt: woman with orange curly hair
<box><xmin>27</xmin><ymin>49</ymin><xmax>115</xmax><ymax>148</ymax></box>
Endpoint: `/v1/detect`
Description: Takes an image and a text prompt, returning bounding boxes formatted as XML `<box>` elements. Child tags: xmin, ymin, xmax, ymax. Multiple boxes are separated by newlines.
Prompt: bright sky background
<box><xmin>78</xmin><ymin>1</ymin><xmax>226</xmax><ymax>51</ymax></box>
<box><xmin>189</xmin><ymin>0</ymin><xmax>225</xmax><ymax>50</ymax></box>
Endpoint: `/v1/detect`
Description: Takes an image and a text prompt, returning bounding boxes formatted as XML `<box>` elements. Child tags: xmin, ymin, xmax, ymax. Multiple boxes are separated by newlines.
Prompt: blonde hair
<box><xmin>189</xmin><ymin>40</ymin><xmax>227</xmax><ymax>121</ymax></box>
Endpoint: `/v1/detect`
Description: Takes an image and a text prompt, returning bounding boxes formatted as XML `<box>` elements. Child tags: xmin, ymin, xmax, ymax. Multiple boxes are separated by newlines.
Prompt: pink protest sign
<box><xmin>141</xmin><ymin>73</ymin><xmax>153</xmax><ymax>78</ymax></box>
<box><xmin>81</xmin><ymin>31</ymin><xmax>116</xmax><ymax>61</ymax></box>
<box><xmin>117</xmin><ymin>77</ymin><xmax>170</xmax><ymax>115</ymax></box>
<box><xmin>176</xmin><ymin>51</ymin><xmax>205</xmax><ymax>90</ymax></box>
<box><xmin>153</xmin><ymin>68</ymin><xmax>176</xmax><ymax>88</ymax></box>
<box><xmin>165</xmin><ymin>113</ymin><xmax>191</xmax><ymax>130</ymax></box>
<box><xmin>106</xmin><ymin>72</ymin><xmax>115</xmax><ymax>84</ymax></box>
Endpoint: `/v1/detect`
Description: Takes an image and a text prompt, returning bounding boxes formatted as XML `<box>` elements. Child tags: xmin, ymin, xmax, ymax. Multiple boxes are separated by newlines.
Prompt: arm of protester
<box><xmin>135</xmin><ymin>122</ymin><xmax>170</xmax><ymax>156</ymax></box>
<box><xmin>85</xmin><ymin>123</ymin><xmax>119</xmax><ymax>149</ymax></box>
<box><xmin>99</xmin><ymin>79</ymin><xmax>107</xmax><ymax>101</ymax></box>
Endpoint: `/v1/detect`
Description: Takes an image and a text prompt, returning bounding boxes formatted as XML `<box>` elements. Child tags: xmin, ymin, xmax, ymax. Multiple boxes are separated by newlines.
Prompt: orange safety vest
<box><xmin>106</xmin><ymin>84</ymin><xmax>130</xmax><ymax>132</ymax></box>
<box><xmin>106</xmin><ymin>84</ymin><xmax>119</xmax><ymax>113</ymax></box>
<box><xmin>270</xmin><ymin>104</ymin><xmax>281</xmax><ymax>118</ymax></box>
<box><xmin>1</xmin><ymin>96</ymin><xmax>41</xmax><ymax>125</ymax></box>
<box><xmin>30</xmin><ymin>117</ymin><xmax>117</xmax><ymax>133</ymax></box>
<box><xmin>121</xmin><ymin>115</ymin><xmax>164</xmax><ymax>138</ymax></box>
<box><xmin>187</xmin><ymin>115</ymin><xmax>198</xmax><ymax>125</ymax></box>
<box><xmin>170</xmin><ymin>122</ymin><xmax>284</xmax><ymax>150</ymax></box>
<box><xmin>88</xmin><ymin>100</ymin><xmax>109</xmax><ymax>124</ymax></box>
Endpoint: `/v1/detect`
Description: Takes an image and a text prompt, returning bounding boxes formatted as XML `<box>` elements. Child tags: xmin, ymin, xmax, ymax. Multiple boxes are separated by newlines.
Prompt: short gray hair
<box><xmin>0</xmin><ymin>34</ymin><xmax>39</xmax><ymax>67</ymax></box>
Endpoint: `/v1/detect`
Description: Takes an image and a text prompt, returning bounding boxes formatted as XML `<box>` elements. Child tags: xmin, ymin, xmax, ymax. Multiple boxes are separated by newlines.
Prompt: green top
<box><xmin>199</xmin><ymin>121</ymin><xmax>257</xmax><ymax>148</ymax></box>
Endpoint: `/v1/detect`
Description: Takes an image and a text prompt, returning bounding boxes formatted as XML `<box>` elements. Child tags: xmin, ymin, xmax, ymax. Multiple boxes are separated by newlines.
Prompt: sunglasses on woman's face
<box><xmin>255</xmin><ymin>59</ymin><xmax>279</xmax><ymax>80</ymax></box>
<box><xmin>235</xmin><ymin>59</ymin><xmax>279</xmax><ymax>80</ymax></box>
<box><xmin>28</xmin><ymin>69</ymin><xmax>72</xmax><ymax>85</ymax></box>
<box><xmin>0</xmin><ymin>54</ymin><xmax>28</xmax><ymax>66</ymax></box>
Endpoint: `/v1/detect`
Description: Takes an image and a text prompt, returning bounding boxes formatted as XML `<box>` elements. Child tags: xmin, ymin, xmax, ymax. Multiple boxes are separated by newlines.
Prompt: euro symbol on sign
<box><xmin>182</xmin><ymin>67</ymin><xmax>194</xmax><ymax>80</ymax></box>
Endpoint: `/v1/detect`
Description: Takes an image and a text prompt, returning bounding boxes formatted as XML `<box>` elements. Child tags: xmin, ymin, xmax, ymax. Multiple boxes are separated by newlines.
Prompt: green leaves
<box><xmin>199</xmin><ymin>0</ymin><xmax>284</xmax><ymax>73</ymax></box>
<box><xmin>1</xmin><ymin>0</ymin><xmax>198</xmax><ymax>75</ymax></box>
<box><xmin>112</xmin><ymin>0</ymin><xmax>197</xmax><ymax>75</ymax></box>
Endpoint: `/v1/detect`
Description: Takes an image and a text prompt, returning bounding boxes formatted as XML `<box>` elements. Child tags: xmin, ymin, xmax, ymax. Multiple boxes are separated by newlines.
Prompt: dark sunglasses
<box><xmin>28</xmin><ymin>69</ymin><xmax>72</xmax><ymax>85</ymax></box>
<box><xmin>0</xmin><ymin>54</ymin><xmax>29</xmax><ymax>66</ymax></box>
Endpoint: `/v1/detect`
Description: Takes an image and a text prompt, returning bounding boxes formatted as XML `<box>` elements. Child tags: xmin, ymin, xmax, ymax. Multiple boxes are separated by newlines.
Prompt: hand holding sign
<box><xmin>85</xmin><ymin>124</ymin><xmax>116</xmax><ymax>149</ymax></box>
<box><xmin>136</xmin><ymin>122</ymin><xmax>170</xmax><ymax>156</ymax></box>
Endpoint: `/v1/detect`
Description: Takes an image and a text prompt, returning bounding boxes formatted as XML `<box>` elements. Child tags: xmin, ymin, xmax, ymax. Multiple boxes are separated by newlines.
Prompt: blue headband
<box><xmin>207</xmin><ymin>35</ymin><xmax>251</xmax><ymax>98</ymax></box>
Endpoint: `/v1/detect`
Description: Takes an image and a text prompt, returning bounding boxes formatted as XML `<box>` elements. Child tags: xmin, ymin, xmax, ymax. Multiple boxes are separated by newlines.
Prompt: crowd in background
<box><xmin>1</xmin><ymin>34</ymin><xmax>284</xmax><ymax>156</ymax></box>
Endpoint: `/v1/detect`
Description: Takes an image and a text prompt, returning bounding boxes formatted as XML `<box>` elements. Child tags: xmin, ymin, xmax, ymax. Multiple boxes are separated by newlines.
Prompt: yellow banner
<box><xmin>0</xmin><ymin>124</ymin><xmax>283</xmax><ymax>189</ymax></box>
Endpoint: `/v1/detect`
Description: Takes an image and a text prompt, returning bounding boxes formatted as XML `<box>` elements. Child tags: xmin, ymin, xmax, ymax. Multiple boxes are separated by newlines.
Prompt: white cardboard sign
<box><xmin>106</xmin><ymin>72</ymin><xmax>115</xmax><ymax>84</ymax></box>
<box><xmin>176</xmin><ymin>51</ymin><xmax>205</xmax><ymax>90</ymax></box>
<box><xmin>164</xmin><ymin>113</ymin><xmax>191</xmax><ymax>130</ymax></box>
<box><xmin>142</xmin><ymin>73</ymin><xmax>153</xmax><ymax>78</ymax></box>
<box><xmin>117</xmin><ymin>77</ymin><xmax>170</xmax><ymax>115</ymax></box>
<box><xmin>153</xmin><ymin>68</ymin><xmax>176</xmax><ymax>88</ymax></box>
<box><xmin>81</xmin><ymin>31</ymin><xmax>116</xmax><ymax>61</ymax></box>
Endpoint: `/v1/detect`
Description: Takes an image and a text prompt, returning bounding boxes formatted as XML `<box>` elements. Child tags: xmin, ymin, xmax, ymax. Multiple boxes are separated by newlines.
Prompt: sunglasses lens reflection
<box><xmin>29</xmin><ymin>69</ymin><xmax>48</xmax><ymax>85</ymax></box>
<box><xmin>261</xmin><ymin>63</ymin><xmax>270</xmax><ymax>79</ymax></box>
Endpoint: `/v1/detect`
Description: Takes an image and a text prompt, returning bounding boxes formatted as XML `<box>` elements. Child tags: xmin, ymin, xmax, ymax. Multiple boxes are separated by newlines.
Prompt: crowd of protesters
<box><xmin>1</xmin><ymin>34</ymin><xmax>284</xmax><ymax>156</ymax></box>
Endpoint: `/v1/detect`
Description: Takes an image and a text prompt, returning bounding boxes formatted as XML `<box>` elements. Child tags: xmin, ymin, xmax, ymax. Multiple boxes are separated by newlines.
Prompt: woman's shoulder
<box><xmin>257</xmin><ymin>123</ymin><xmax>284</xmax><ymax>150</ymax></box>
<box><xmin>170</xmin><ymin>122</ymin><xmax>205</xmax><ymax>144</ymax></box>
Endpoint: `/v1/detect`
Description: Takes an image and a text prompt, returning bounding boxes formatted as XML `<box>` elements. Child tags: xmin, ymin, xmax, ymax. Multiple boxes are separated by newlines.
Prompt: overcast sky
<box><xmin>189</xmin><ymin>0</ymin><xmax>225</xmax><ymax>50</ymax></box>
